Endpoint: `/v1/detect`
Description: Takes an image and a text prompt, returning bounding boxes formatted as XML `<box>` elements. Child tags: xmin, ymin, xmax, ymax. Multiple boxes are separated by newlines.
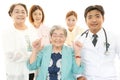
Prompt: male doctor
<box><xmin>76</xmin><ymin>5</ymin><xmax>120</xmax><ymax>80</ymax></box>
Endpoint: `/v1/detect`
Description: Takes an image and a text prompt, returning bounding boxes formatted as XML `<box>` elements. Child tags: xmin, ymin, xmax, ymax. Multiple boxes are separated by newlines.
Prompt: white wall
<box><xmin>0</xmin><ymin>0</ymin><xmax>120</xmax><ymax>79</ymax></box>
<box><xmin>1</xmin><ymin>0</ymin><xmax>120</xmax><ymax>34</ymax></box>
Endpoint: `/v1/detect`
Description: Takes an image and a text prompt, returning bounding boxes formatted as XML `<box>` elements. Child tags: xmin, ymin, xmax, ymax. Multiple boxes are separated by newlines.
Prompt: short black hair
<box><xmin>84</xmin><ymin>5</ymin><xmax>105</xmax><ymax>18</ymax></box>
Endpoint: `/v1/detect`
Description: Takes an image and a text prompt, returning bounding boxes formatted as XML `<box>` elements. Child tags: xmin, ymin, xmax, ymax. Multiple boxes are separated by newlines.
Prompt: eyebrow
<box><xmin>14</xmin><ymin>9</ymin><xmax>25</xmax><ymax>11</ymax></box>
<box><xmin>53</xmin><ymin>33</ymin><xmax>64</xmax><ymax>35</ymax></box>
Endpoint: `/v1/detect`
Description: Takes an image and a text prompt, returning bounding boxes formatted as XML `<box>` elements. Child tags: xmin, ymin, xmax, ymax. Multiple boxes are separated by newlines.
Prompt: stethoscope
<box><xmin>81</xmin><ymin>28</ymin><xmax>110</xmax><ymax>55</ymax></box>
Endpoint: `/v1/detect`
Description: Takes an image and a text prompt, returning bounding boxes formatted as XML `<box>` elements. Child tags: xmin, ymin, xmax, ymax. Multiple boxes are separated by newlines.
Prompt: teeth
<box><xmin>36</xmin><ymin>19</ymin><xmax>40</xmax><ymax>20</ymax></box>
<box><xmin>92</xmin><ymin>24</ymin><xmax>97</xmax><ymax>25</ymax></box>
<box><xmin>17</xmin><ymin>18</ymin><xmax>24</xmax><ymax>20</ymax></box>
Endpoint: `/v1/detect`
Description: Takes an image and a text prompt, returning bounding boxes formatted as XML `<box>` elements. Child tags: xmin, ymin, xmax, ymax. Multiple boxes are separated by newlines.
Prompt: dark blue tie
<box><xmin>92</xmin><ymin>34</ymin><xmax>98</xmax><ymax>46</ymax></box>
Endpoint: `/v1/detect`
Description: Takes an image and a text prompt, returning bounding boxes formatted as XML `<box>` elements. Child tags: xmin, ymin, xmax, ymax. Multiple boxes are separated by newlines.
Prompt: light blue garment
<box><xmin>27</xmin><ymin>44</ymin><xmax>84</xmax><ymax>80</ymax></box>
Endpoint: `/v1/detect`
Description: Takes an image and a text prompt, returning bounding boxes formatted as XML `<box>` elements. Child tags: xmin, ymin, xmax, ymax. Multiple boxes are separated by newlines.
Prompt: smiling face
<box><xmin>50</xmin><ymin>29</ymin><xmax>66</xmax><ymax>48</ymax></box>
<box><xmin>66</xmin><ymin>15</ymin><xmax>77</xmax><ymax>31</ymax></box>
<box><xmin>50</xmin><ymin>25</ymin><xmax>67</xmax><ymax>49</ymax></box>
<box><xmin>32</xmin><ymin>9</ymin><xmax>43</xmax><ymax>24</ymax></box>
<box><xmin>11</xmin><ymin>5</ymin><xmax>27</xmax><ymax>24</ymax></box>
<box><xmin>85</xmin><ymin>10</ymin><xmax>104</xmax><ymax>34</ymax></box>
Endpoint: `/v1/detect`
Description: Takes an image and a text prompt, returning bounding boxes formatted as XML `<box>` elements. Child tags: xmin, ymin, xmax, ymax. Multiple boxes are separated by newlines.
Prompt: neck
<box><xmin>68</xmin><ymin>26</ymin><xmax>75</xmax><ymax>32</ymax></box>
<box><xmin>14</xmin><ymin>23</ymin><xmax>27</xmax><ymax>30</ymax></box>
<box><xmin>68</xmin><ymin>29</ymin><xmax>73</xmax><ymax>32</ymax></box>
<box><xmin>53</xmin><ymin>46</ymin><xmax>62</xmax><ymax>53</ymax></box>
<box><xmin>90</xmin><ymin>28</ymin><xmax>101</xmax><ymax>34</ymax></box>
<box><xmin>33</xmin><ymin>22</ymin><xmax>42</xmax><ymax>28</ymax></box>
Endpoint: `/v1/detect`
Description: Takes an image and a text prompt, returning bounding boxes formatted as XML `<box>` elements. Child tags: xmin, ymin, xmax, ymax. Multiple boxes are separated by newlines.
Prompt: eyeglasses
<box><xmin>52</xmin><ymin>33</ymin><xmax>65</xmax><ymax>38</ymax></box>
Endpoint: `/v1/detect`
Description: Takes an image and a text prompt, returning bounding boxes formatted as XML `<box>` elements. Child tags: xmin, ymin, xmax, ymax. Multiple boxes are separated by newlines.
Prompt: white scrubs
<box><xmin>2</xmin><ymin>24</ymin><xmax>38</xmax><ymax>80</ymax></box>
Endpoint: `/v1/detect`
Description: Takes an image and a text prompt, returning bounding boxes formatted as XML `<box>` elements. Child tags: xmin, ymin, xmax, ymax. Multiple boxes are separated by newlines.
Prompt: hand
<box><xmin>73</xmin><ymin>41</ymin><xmax>83</xmax><ymax>55</ymax></box>
<box><xmin>77</xmin><ymin>76</ymin><xmax>87</xmax><ymax>80</ymax></box>
<box><xmin>32</xmin><ymin>38</ymin><xmax>43</xmax><ymax>53</ymax></box>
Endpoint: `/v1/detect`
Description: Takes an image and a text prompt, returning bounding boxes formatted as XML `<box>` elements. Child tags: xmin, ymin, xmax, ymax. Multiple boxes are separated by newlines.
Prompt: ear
<box><xmin>49</xmin><ymin>37</ymin><xmax>52</xmax><ymax>43</ymax></box>
<box><xmin>10</xmin><ymin>12</ymin><xmax>13</xmax><ymax>17</ymax></box>
<box><xmin>102</xmin><ymin>16</ymin><xmax>104</xmax><ymax>21</ymax></box>
<box><xmin>26</xmin><ymin>14</ymin><xmax>28</xmax><ymax>17</ymax></box>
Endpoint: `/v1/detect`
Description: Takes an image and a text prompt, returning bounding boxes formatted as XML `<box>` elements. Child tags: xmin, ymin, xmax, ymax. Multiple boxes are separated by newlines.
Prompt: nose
<box><xmin>92</xmin><ymin>17</ymin><xmax>97</xmax><ymax>22</ymax></box>
<box><xmin>56</xmin><ymin>36</ymin><xmax>61</xmax><ymax>39</ymax></box>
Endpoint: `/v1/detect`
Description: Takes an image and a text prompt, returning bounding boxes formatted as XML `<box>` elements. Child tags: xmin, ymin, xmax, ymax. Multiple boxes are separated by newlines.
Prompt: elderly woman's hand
<box><xmin>32</xmin><ymin>38</ymin><xmax>43</xmax><ymax>54</ymax></box>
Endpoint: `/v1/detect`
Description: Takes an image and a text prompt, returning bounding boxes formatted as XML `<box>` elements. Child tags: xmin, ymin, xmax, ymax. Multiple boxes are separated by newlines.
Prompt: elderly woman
<box><xmin>27</xmin><ymin>25</ymin><xmax>84</xmax><ymax>80</ymax></box>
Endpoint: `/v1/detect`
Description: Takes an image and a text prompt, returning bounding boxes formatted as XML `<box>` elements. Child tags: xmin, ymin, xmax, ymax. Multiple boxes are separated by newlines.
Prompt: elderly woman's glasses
<box><xmin>52</xmin><ymin>33</ymin><xmax>65</xmax><ymax>38</ymax></box>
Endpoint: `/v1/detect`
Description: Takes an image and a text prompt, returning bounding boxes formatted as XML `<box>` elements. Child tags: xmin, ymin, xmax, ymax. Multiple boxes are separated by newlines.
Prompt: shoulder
<box><xmin>37</xmin><ymin>44</ymin><xmax>52</xmax><ymax>56</ymax></box>
<box><xmin>75</xmin><ymin>26</ymin><xmax>85</xmax><ymax>32</ymax></box>
<box><xmin>62</xmin><ymin>45</ymin><xmax>73</xmax><ymax>52</ymax></box>
<box><xmin>41</xmin><ymin>44</ymin><xmax>52</xmax><ymax>51</ymax></box>
<box><xmin>74</xmin><ymin>29</ymin><xmax>89</xmax><ymax>43</ymax></box>
<box><xmin>2</xmin><ymin>24</ymin><xmax>16</xmax><ymax>36</ymax></box>
<box><xmin>27</xmin><ymin>24</ymin><xmax>36</xmax><ymax>32</ymax></box>
<box><xmin>105</xmin><ymin>29</ymin><xmax>117</xmax><ymax>39</ymax></box>
<box><xmin>41</xmin><ymin>24</ymin><xmax>50</xmax><ymax>29</ymax></box>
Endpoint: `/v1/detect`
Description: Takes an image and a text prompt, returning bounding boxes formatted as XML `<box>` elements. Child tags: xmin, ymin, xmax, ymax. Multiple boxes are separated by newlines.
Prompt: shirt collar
<box><xmin>88</xmin><ymin>28</ymin><xmax>104</xmax><ymax>39</ymax></box>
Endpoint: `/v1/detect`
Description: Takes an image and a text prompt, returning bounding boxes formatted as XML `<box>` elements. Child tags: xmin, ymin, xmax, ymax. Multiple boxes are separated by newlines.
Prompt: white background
<box><xmin>0</xmin><ymin>0</ymin><xmax>120</xmax><ymax>79</ymax></box>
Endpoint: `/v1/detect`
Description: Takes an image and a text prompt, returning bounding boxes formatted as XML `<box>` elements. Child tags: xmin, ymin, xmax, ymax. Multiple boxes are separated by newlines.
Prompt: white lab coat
<box><xmin>2</xmin><ymin>24</ymin><xmax>38</xmax><ymax>80</ymax></box>
<box><xmin>75</xmin><ymin>28</ymin><xmax>120</xmax><ymax>80</ymax></box>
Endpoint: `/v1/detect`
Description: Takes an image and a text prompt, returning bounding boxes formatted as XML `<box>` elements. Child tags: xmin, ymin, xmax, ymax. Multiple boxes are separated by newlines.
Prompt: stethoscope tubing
<box><xmin>81</xmin><ymin>28</ymin><xmax>110</xmax><ymax>53</ymax></box>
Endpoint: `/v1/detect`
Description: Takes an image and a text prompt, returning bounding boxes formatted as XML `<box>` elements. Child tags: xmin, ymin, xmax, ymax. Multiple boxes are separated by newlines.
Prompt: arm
<box><xmin>116</xmin><ymin>36</ymin><xmax>120</xmax><ymax>59</ymax></box>
<box><xmin>2</xmin><ymin>31</ymin><xmax>27</xmax><ymax>62</ymax></box>
<box><xmin>73</xmin><ymin>41</ymin><xmax>83</xmax><ymax>66</ymax></box>
<box><xmin>30</xmin><ymin>38</ymin><xmax>43</xmax><ymax>64</ymax></box>
<box><xmin>72</xmin><ymin>40</ymin><xmax>85</xmax><ymax>75</ymax></box>
<box><xmin>27</xmin><ymin>39</ymin><xmax>43</xmax><ymax>70</ymax></box>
